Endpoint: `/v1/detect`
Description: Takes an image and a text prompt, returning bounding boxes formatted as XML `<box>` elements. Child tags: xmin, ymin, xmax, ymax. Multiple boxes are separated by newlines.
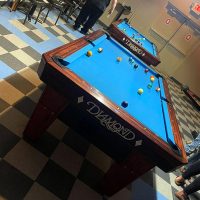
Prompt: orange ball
<box><xmin>150</xmin><ymin>77</ymin><xmax>155</xmax><ymax>82</ymax></box>
<box><xmin>117</xmin><ymin>57</ymin><xmax>122</xmax><ymax>62</ymax></box>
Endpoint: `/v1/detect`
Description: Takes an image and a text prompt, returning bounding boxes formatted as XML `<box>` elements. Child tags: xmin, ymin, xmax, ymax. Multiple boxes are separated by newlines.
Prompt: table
<box><xmin>23</xmin><ymin>30</ymin><xmax>187</xmax><ymax>196</ymax></box>
<box><xmin>109</xmin><ymin>19</ymin><xmax>161</xmax><ymax>66</ymax></box>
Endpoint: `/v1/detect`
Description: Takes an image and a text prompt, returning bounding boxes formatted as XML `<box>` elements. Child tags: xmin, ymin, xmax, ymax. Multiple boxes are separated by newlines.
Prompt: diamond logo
<box><xmin>77</xmin><ymin>96</ymin><xmax>84</xmax><ymax>103</ymax></box>
<box><xmin>135</xmin><ymin>140</ymin><xmax>143</xmax><ymax>146</ymax></box>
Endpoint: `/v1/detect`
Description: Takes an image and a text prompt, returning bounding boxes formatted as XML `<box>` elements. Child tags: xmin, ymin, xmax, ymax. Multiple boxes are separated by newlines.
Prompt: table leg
<box><xmin>101</xmin><ymin>151</ymin><xmax>155</xmax><ymax>196</ymax></box>
<box><xmin>23</xmin><ymin>86</ymin><xmax>69</xmax><ymax>140</ymax></box>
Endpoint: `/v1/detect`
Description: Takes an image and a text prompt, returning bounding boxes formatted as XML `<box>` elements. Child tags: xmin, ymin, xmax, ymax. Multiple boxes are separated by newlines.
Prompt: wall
<box><xmin>99</xmin><ymin>0</ymin><xmax>200</xmax><ymax>96</ymax></box>
<box><xmin>173</xmin><ymin>44</ymin><xmax>200</xmax><ymax>95</ymax></box>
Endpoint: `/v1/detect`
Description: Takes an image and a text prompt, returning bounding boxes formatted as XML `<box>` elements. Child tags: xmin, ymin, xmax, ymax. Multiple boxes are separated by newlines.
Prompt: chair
<box><xmin>46</xmin><ymin>0</ymin><xmax>74</xmax><ymax>25</ymax></box>
<box><xmin>16</xmin><ymin>0</ymin><xmax>50</xmax><ymax>24</ymax></box>
<box><xmin>0</xmin><ymin>0</ymin><xmax>18</xmax><ymax>11</ymax></box>
<box><xmin>64</xmin><ymin>0</ymin><xmax>86</xmax><ymax>21</ymax></box>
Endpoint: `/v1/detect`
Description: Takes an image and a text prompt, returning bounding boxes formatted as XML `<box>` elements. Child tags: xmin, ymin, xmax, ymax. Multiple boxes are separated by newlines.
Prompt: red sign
<box><xmin>191</xmin><ymin>3</ymin><xmax>200</xmax><ymax>15</ymax></box>
<box><xmin>194</xmin><ymin>4</ymin><xmax>200</xmax><ymax>12</ymax></box>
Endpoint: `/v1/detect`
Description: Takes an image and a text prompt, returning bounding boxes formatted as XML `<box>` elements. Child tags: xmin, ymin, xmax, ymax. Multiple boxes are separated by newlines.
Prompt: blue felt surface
<box><xmin>117</xmin><ymin>21</ymin><xmax>157</xmax><ymax>56</ymax></box>
<box><xmin>63</xmin><ymin>34</ymin><xmax>175</xmax><ymax>145</ymax></box>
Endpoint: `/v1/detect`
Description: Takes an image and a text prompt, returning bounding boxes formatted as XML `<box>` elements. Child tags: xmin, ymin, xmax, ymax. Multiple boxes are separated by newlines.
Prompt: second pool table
<box><xmin>109</xmin><ymin>18</ymin><xmax>161</xmax><ymax>66</ymax></box>
<box><xmin>23</xmin><ymin>30</ymin><xmax>187</xmax><ymax>196</ymax></box>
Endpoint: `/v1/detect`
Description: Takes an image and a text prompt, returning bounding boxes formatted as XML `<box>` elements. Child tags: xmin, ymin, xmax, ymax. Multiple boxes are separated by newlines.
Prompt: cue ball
<box><xmin>129</xmin><ymin>57</ymin><xmax>134</xmax><ymax>63</ymax></box>
<box><xmin>156</xmin><ymin>87</ymin><xmax>161</xmax><ymax>92</ymax></box>
<box><xmin>138</xmin><ymin>88</ymin><xmax>144</xmax><ymax>95</ymax></box>
<box><xmin>121</xmin><ymin>101</ymin><xmax>128</xmax><ymax>108</ymax></box>
<box><xmin>87</xmin><ymin>50</ymin><xmax>92</xmax><ymax>57</ymax></box>
<box><xmin>98</xmin><ymin>48</ymin><xmax>103</xmax><ymax>53</ymax></box>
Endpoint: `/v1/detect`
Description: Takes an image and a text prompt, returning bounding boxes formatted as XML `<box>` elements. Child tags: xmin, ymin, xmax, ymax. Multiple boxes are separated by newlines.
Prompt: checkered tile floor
<box><xmin>0</xmin><ymin>6</ymin><xmax>200</xmax><ymax>200</ymax></box>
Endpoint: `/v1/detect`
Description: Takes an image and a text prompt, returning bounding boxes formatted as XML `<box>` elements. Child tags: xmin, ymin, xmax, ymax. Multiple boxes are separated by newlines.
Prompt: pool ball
<box><xmin>98</xmin><ymin>48</ymin><xmax>103</xmax><ymax>53</ymax></box>
<box><xmin>156</xmin><ymin>87</ymin><xmax>161</xmax><ymax>92</ymax></box>
<box><xmin>134</xmin><ymin>64</ymin><xmax>138</xmax><ymax>69</ymax></box>
<box><xmin>86</xmin><ymin>50</ymin><xmax>92</xmax><ymax>57</ymax></box>
<box><xmin>145</xmin><ymin>69</ymin><xmax>149</xmax><ymax>73</ymax></box>
<box><xmin>150</xmin><ymin>77</ymin><xmax>155</xmax><ymax>82</ymax></box>
<box><xmin>121</xmin><ymin>101</ymin><xmax>128</xmax><ymax>108</ymax></box>
<box><xmin>129</xmin><ymin>57</ymin><xmax>134</xmax><ymax>63</ymax></box>
<box><xmin>147</xmin><ymin>83</ymin><xmax>153</xmax><ymax>89</ymax></box>
<box><xmin>123</xmin><ymin>28</ymin><xmax>126</xmax><ymax>32</ymax></box>
<box><xmin>138</xmin><ymin>88</ymin><xmax>144</xmax><ymax>95</ymax></box>
<box><xmin>117</xmin><ymin>57</ymin><xmax>122</xmax><ymax>62</ymax></box>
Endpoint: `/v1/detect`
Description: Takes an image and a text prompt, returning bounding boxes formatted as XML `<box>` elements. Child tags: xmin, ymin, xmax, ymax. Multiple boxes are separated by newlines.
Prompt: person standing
<box><xmin>73</xmin><ymin>0</ymin><xmax>117</xmax><ymax>34</ymax></box>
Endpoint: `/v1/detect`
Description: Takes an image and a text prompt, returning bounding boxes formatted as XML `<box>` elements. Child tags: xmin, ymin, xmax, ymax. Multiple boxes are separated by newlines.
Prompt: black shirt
<box><xmin>88</xmin><ymin>0</ymin><xmax>111</xmax><ymax>11</ymax></box>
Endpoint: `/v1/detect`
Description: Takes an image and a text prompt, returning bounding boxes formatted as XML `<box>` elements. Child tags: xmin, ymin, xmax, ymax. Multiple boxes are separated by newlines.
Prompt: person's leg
<box><xmin>181</xmin><ymin>151</ymin><xmax>200</xmax><ymax>173</ymax></box>
<box><xmin>81</xmin><ymin>6</ymin><xmax>103</xmax><ymax>34</ymax></box>
<box><xmin>188</xmin><ymin>151</ymin><xmax>200</xmax><ymax>166</ymax></box>
<box><xmin>74</xmin><ymin>1</ymin><xmax>90</xmax><ymax>30</ymax></box>
<box><xmin>175</xmin><ymin>176</ymin><xmax>200</xmax><ymax>199</ymax></box>
<box><xmin>175</xmin><ymin>160</ymin><xmax>200</xmax><ymax>199</ymax></box>
<box><xmin>175</xmin><ymin>159</ymin><xmax>200</xmax><ymax>187</ymax></box>
<box><xmin>184</xmin><ymin>176</ymin><xmax>200</xmax><ymax>195</ymax></box>
<box><xmin>183</xmin><ymin>159</ymin><xmax>200</xmax><ymax>179</ymax></box>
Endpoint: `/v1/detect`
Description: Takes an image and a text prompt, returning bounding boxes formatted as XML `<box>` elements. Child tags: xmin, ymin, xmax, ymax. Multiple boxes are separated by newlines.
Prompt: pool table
<box><xmin>23</xmin><ymin>30</ymin><xmax>187</xmax><ymax>196</ymax></box>
<box><xmin>109</xmin><ymin>19</ymin><xmax>161</xmax><ymax>66</ymax></box>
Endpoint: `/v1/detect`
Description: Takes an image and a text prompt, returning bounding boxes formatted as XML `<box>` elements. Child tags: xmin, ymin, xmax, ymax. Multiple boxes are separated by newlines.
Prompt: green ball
<box><xmin>147</xmin><ymin>83</ymin><xmax>153</xmax><ymax>89</ymax></box>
